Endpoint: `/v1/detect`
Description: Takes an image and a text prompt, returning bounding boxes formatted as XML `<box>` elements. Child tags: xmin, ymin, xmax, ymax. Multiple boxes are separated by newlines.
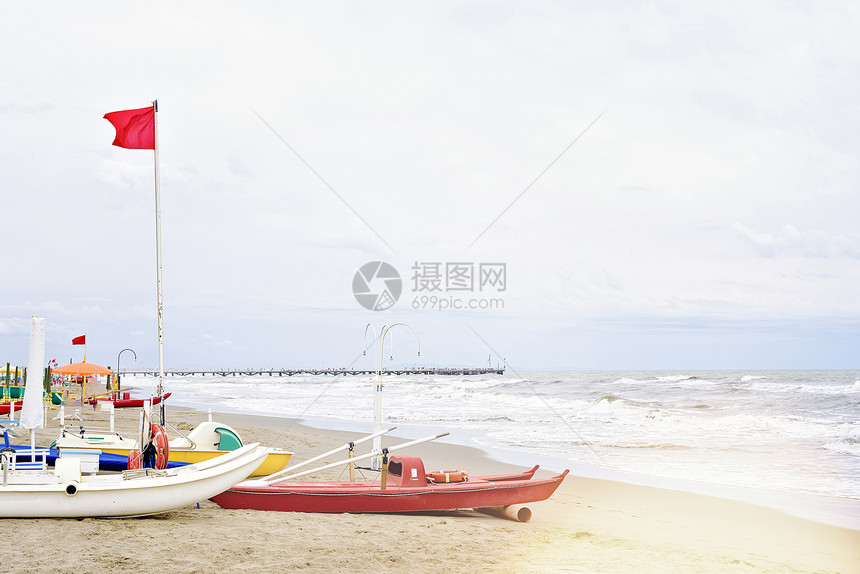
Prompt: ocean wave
<box><xmin>590</xmin><ymin>393</ymin><xmax>667</xmax><ymax>411</ymax></box>
<box><xmin>823</xmin><ymin>439</ymin><xmax>860</xmax><ymax>455</ymax></box>
<box><xmin>596</xmin><ymin>441</ymin><xmax>693</xmax><ymax>450</ymax></box>
<box><xmin>748</xmin><ymin>381</ymin><xmax>860</xmax><ymax>396</ymax></box>
<box><xmin>589</xmin><ymin>394</ymin><xmax>650</xmax><ymax>413</ymax></box>
<box><xmin>611</xmin><ymin>377</ymin><xmax>642</xmax><ymax>385</ymax></box>
<box><xmin>656</xmin><ymin>374</ymin><xmax>699</xmax><ymax>382</ymax></box>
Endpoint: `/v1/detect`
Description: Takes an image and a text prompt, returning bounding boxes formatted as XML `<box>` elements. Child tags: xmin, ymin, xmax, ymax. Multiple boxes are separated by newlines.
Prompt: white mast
<box><xmin>153</xmin><ymin>100</ymin><xmax>166</xmax><ymax>425</ymax></box>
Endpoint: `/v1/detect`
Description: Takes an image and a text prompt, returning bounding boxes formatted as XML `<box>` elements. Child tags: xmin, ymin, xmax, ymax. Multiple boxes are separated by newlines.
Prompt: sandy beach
<box><xmin>1</xmin><ymin>401</ymin><xmax>858</xmax><ymax>574</ymax></box>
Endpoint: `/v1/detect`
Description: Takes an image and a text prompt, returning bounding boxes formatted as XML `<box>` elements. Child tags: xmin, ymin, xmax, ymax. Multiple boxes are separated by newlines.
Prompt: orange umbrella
<box><xmin>52</xmin><ymin>361</ymin><xmax>113</xmax><ymax>376</ymax></box>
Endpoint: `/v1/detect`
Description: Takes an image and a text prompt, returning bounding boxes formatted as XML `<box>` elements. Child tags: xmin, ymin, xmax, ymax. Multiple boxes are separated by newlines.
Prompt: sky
<box><xmin>2</xmin><ymin>1</ymin><xmax>859</xmax><ymax>370</ymax></box>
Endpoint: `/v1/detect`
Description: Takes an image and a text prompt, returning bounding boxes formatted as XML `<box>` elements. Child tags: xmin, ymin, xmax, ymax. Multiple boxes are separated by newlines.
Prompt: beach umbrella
<box><xmin>53</xmin><ymin>361</ymin><xmax>113</xmax><ymax>405</ymax></box>
<box><xmin>20</xmin><ymin>317</ymin><xmax>46</xmax><ymax>431</ymax></box>
<box><xmin>52</xmin><ymin>361</ymin><xmax>113</xmax><ymax>376</ymax></box>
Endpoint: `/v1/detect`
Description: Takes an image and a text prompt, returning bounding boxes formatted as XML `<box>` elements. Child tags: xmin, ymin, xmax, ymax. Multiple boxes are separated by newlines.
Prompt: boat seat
<box><xmin>215</xmin><ymin>427</ymin><xmax>243</xmax><ymax>451</ymax></box>
<box><xmin>178</xmin><ymin>421</ymin><xmax>244</xmax><ymax>450</ymax></box>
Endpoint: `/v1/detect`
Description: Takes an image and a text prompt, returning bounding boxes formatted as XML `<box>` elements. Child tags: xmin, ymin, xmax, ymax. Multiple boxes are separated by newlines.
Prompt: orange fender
<box><xmin>426</xmin><ymin>470</ymin><xmax>468</xmax><ymax>483</ymax></box>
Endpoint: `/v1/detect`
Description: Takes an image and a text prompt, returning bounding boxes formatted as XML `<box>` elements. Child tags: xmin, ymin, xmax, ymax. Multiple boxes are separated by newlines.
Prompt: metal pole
<box><xmin>116</xmin><ymin>348</ymin><xmax>136</xmax><ymax>394</ymax></box>
<box><xmin>152</xmin><ymin>99</ymin><xmax>166</xmax><ymax>426</ymax></box>
<box><xmin>370</xmin><ymin>323</ymin><xmax>420</xmax><ymax>469</ymax></box>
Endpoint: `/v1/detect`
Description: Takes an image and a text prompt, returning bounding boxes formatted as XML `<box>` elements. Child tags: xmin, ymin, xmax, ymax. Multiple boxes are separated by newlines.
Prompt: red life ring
<box><xmin>126</xmin><ymin>424</ymin><xmax>169</xmax><ymax>470</ymax></box>
<box><xmin>151</xmin><ymin>424</ymin><xmax>169</xmax><ymax>470</ymax></box>
<box><xmin>426</xmin><ymin>470</ymin><xmax>468</xmax><ymax>483</ymax></box>
<box><xmin>127</xmin><ymin>449</ymin><xmax>142</xmax><ymax>470</ymax></box>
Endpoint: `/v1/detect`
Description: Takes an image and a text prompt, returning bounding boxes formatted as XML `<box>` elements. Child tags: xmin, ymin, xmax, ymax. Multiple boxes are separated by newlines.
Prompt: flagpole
<box><xmin>153</xmin><ymin>99</ymin><xmax>166</xmax><ymax>425</ymax></box>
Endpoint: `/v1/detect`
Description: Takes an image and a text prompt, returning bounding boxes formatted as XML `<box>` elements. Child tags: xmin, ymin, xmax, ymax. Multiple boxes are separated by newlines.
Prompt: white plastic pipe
<box><xmin>258</xmin><ymin>432</ymin><xmax>448</xmax><ymax>485</ymax></box>
<box><xmin>250</xmin><ymin>426</ymin><xmax>397</xmax><ymax>484</ymax></box>
<box><xmin>476</xmin><ymin>505</ymin><xmax>533</xmax><ymax>523</ymax></box>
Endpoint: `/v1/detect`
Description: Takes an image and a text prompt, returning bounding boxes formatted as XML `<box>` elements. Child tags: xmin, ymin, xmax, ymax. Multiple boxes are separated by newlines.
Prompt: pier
<box><xmin>120</xmin><ymin>367</ymin><xmax>505</xmax><ymax>377</ymax></box>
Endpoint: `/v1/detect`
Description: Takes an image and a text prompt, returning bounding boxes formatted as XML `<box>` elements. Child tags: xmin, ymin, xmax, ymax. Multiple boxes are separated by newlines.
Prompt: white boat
<box><xmin>0</xmin><ymin>317</ymin><xmax>269</xmax><ymax>519</ymax></box>
<box><xmin>1</xmin><ymin>440</ymin><xmax>268</xmax><ymax>518</ymax></box>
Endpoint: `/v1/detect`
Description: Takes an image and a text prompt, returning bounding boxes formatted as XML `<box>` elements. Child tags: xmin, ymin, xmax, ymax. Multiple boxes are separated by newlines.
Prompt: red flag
<box><xmin>104</xmin><ymin>105</ymin><xmax>155</xmax><ymax>149</ymax></box>
<box><xmin>72</xmin><ymin>335</ymin><xmax>86</xmax><ymax>345</ymax></box>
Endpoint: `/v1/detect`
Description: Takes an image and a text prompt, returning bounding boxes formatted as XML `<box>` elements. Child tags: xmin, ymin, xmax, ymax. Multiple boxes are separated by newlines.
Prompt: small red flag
<box><xmin>72</xmin><ymin>335</ymin><xmax>86</xmax><ymax>345</ymax></box>
<box><xmin>104</xmin><ymin>105</ymin><xmax>155</xmax><ymax>149</ymax></box>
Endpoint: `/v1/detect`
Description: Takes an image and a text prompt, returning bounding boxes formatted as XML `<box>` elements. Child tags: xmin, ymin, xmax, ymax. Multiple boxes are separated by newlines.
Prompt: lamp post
<box><xmin>116</xmin><ymin>348</ymin><xmax>137</xmax><ymax>393</ymax></box>
<box><xmin>364</xmin><ymin>323</ymin><xmax>420</xmax><ymax>469</ymax></box>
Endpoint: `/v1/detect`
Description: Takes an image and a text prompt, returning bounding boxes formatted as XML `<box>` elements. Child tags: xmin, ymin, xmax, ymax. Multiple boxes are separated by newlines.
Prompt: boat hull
<box><xmin>58</xmin><ymin>444</ymin><xmax>290</xmax><ymax>476</ymax></box>
<box><xmin>0</xmin><ymin>402</ymin><xmax>22</xmax><ymax>414</ymax></box>
<box><xmin>149</xmin><ymin>448</ymin><xmax>291</xmax><ymax>476</ymax></box>
<box><xmin>212</xmin><ymin>471</ymin><xmax>567</xmax><ymax>514</ymax></box>
<box><xmin>84</xmin><ymin>392</ymin><xmax>171</xmax><ymax>408</ymax></box>
<box><xmin>0</xmin><ymin>444</ymin><xmax>269</xmax><ymax>518</ymax></box>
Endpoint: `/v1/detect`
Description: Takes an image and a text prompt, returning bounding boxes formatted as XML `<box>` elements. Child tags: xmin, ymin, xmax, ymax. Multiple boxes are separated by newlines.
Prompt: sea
<box><xmin>124</xmin><ymin>369</ymin><xmax>860</xmax><ymax>529</ymax></box>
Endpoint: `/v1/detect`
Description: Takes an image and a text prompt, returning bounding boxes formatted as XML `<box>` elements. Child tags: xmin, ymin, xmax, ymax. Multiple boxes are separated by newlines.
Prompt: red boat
<box><xmin>84</xmin><ymin>392</ymin><xmax>171</xmax><ymax>408</ymax></box>
<box><xmin>212</xmin><ymin>455</ymin><xmax>568</xmax><ymax>515</ymax></box>
<box><xmin>0</xmin><ymin>402</ymin><xmax>22</xmax><ymax>415</ymax></box>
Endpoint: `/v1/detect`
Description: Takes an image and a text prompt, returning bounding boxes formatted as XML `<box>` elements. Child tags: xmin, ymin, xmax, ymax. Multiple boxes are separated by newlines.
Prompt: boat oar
<box><xmin>245</xmin><ymin>426</ymin><xmax>397</xmax><ymax>485</ymax></box>
<box><xmin>255</xmin><ymin>432</ymin><xmax>449</xmax><ymax>485</ymax></box>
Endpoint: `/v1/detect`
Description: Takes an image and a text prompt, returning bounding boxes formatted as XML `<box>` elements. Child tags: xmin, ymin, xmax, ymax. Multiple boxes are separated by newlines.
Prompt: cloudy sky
<box><xmin>2</xmin><ymin>2</ymin><xmax>859</xmax><ymax>370</ymax></box>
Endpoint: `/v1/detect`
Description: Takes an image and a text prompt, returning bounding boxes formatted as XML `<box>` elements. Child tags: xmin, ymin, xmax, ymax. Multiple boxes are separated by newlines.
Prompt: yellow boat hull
<box><xmin>95</xmin><ymin>447</ymin><xmax>291</xmax><ymax>477</ymax></box>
